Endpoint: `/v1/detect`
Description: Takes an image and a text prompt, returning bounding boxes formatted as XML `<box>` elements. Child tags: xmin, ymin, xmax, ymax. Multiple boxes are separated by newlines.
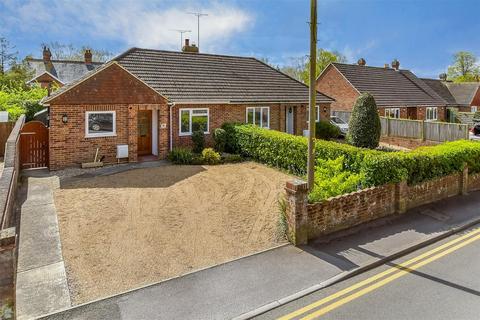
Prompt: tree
<box><xmin>280</xmin><ymin>56</ymin><xmax>306</xmax><ymax>82</ymax></box>
<box><xmin>40</xmin><ymin>41</ymin><xmax>115</xmax><ymax>62</ymax></box>
<box><xmin>347</xmin><ymin>93</ymin><xmax>381</xmax><ymax>149</ymax></box>
<box><xmin>301</xmin><ymin>49</ymin><xmax>347</xmax><ymax>84</ymax></box>
<box><xmin>447</xmin><ymin>51</ymin><xmax>480</xmax><ymax>82</ymax></box>
<box><xmin>0</xmin><ymin>37</ymin><xmax>18</xmax><ymax>75</ymax></box>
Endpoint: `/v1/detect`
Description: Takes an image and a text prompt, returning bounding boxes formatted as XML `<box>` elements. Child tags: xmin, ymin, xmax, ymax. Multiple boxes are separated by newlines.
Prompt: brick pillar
<box><xmin>127</xmin><ymin>105</ymin><xmax>138</xmax><ymax>163</ymax></box>
<box><xmin>461</xmin><ymin>165</ymin><xmax>469</xmax><ymax>195</ymax></box>
<box><xmin>395</xmin><ymin>180</ymin><xmax>408</xmax><ymax>214</ymax></box>
<box><xmin>285</xmin><ymin>179</ymin><xmax>309</xmax><ymax>245</ymax></box>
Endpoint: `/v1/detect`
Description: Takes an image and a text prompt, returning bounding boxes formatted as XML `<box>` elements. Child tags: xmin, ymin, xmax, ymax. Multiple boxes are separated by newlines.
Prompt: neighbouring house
<box><xmin>316</xmin><ymin>59</ymin><xmax>447</xmax><ymax>121</ymax></box>
<box><xmin>421</xmin><ymin>76</ymin><xmax>480</xmax><ymax>113</ymax></box>
<box><xmin>42</xmin><ymin>41</ymin><xmax>334</xmax><ymax>170</ymax></box>
<box><xmin>26</xmin><ymin>47</ymin><xmax>103</xmax><ymax>93</ymax></box>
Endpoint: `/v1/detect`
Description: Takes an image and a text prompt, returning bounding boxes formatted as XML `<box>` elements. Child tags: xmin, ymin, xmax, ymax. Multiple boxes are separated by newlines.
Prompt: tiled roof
<box><xmin>26</xmin><ymin>58</ymin><xmax>103</xmax><ymax>84</ymax></box>
<box><xmin>420</xmin><ymin>78</ymin><xmax>462</xmax><ymax>106</ymax></box>
<box><xmin>443</xmin><ymin>82</ymin><xmax>480</xmax><ymax>106</ymax></box>
<box><xmin>330</xmin><ymin>63</ymin><xmax>447</xmax><ymax>107</ymax></box>
<box><xmin>114</xmin><ymin>48</ymin><xmax>333</xmax><ymax>104</ymax></box>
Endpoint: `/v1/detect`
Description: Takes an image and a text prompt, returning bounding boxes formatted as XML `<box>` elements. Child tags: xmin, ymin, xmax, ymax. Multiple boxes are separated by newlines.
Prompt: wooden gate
<box><xmin>20</xmin><ymin>121</ymin><xmax>49</xmax><ymax>169</ymax></box>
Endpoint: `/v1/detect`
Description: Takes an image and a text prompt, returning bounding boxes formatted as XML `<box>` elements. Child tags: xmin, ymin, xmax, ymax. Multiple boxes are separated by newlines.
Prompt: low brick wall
<box><xmin>306</xmin><ymin>184</ymin><xmax>396</xmax><ymax>239</ymax></box>
<box><xmin>380</xmin><ymin>136</ymin><xmax>439</xmax><ymax>149</ymax></box>
<box><xmin>0</xmin><ymin>115</ymin><xmax>24</xmax><ymax>229</ymax></box>
<box><xmin>285</xmin><ymin>166</ymin><xmax>471</xmax><ymax>245</ymax></box>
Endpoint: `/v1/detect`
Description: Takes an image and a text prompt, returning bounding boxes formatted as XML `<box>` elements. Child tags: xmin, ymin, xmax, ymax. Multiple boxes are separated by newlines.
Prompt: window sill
<box><xmin>179</xmin><ymin>132</ymin><xmax>210</xmax><ymax>137</ymax></box>
<box><xmin>85</xmin><ymin>133</ymin><xmax>117</xmax><ymax>138</ymax></box>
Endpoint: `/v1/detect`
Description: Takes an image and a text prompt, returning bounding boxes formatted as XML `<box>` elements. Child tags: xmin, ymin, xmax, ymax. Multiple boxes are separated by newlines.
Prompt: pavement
<box><xmin>33</xmin><ymin>190</ymin><xmax>480</xmax><ymax>320</ymax></box>
<box><xmin>15</xmin><ymin>174</ymin><xmax>71</xmax><ymax>320</ymax></box>
<box><xmin>255</xmin><ymin>225</ymin><xmax>480</xmax><ymax>320</ymax></box>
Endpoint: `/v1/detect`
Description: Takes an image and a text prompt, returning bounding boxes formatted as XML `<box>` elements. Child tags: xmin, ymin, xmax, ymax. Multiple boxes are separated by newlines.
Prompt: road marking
<box><xmin>278</xmin><ymin>227</ymin><xmax>480</xmax><ymax>320</ymax></box>
<box><xmin>299</xmin><ymin>232</ymin><xmax>480</xmax><ymax>320</ymax></box>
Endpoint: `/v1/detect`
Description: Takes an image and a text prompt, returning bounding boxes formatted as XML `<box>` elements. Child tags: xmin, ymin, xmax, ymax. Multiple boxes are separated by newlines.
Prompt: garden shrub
<box><xmin>222</xmin><ymin>153</ymin><xmax>243</xmax><ymax>163</ymax></box>
<box><xmin>168</xmin><ymin>147</ymin><xmax>195</xmax><ymax>164</ymax></box>
<box><xmin>202</xmin><ymin>148</ymin><xmax>221</xmax><ymax>165</ymax></box>
<box><xmin>213</xmin><ymin>128</ymin><xmax>227</xmax><ymax>152</ymax></box>
<box><xmin>229</xmin><ymin>124</ymin><xmax>480</xmax><ymax>190</ymax></box>
<box><xmin>308</xmin><ymin>157</ymin><xmax>364</xmax><ymax>202</ymax></box>
<box><xmin>191</xmin><ymin>130</ymin><xmax>205</xmax><ymax>153</ymax></box>
<box><xmin>221</xmin><ymin>122</ymin><xmax>242</xmax><ymax>153</ymax></box>
<box><xmin>315</xmin><ymin>120</ymin><xmax>341</xmax><ymax>140</ymax></box>
<box><xmin>347</xmin><ymin>93</ymin><xmax>381</xmax><ymax>149</ymax></box>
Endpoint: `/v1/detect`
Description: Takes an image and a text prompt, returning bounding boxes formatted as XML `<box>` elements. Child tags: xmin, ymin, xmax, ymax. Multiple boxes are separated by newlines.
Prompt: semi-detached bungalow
<box><xmin>43</xmin><ymin>44</ymin><xmax>334</xmax><ymax>170</ymax></box>
<box><xmin>316</xmin><ymin>59</ymin><xmax>447</xmax><ymax>121</ymax></box>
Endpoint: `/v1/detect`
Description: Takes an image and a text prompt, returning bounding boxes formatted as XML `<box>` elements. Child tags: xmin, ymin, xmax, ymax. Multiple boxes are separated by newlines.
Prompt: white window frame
<box><xmin>246</xmin><ymin>107</ymin><xmax>270</xmax><ymax>128</ymax></box>
<box><xmin>307</xmin><ymin>105</ymin><xmax>321</xmax><ymax>123</ymax></box>
<box><xmin>472</xmin><ymin>106</ymin><xmax>478</xmax><ymax>113</ymax></box>
<box><xmin>85</xmin><ymin>111</ymin><xmax>116</xmax><ymax>138</ymax></box>
<box><xmin>385</xmin><ymin>108</ymin><xmax>400</xmax><ymax>119</ymax></box>
<box><xmin>179</xmin><ymin>108</ymin><xmax>210</xmax><ymax>136</ymax></box>
<box><xmin>426</xmin><ymin>107</ymin><xmax>438</xmax><ymax>121</ymax></box>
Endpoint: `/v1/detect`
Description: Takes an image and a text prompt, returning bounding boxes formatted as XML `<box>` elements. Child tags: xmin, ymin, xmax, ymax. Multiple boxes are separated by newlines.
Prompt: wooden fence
<box><xmin>381</xmin><ymin>117</ymin><xmax>469</xmax><ymax>142</ymax></box>
<box><xmin>331</xmin><ymin>110</ymin><xmax>469</xmax><ymax>142</ymax></box>
<box><xmin>0</xmin><ymin>122</ymin><xmax>15</xmax><ymax>157</ymax></box>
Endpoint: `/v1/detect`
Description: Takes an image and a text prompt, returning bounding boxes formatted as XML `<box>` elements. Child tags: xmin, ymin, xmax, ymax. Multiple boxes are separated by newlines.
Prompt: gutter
<box><xmin>168</xmin><ymin>102</ymin><xmax>175</xmax><ymax>152</ymax></box>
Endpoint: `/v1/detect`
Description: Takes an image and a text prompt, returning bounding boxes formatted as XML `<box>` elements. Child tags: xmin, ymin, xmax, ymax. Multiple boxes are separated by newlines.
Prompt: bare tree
<box><xmin>0</xmin><ymin>37</ymin><xmax>18</xmax><ymax>74</ymax></box>
<box><xmin>40</xmin><ymin>42</ymin><xmax>115</xmax><ymax>62</ymax></box>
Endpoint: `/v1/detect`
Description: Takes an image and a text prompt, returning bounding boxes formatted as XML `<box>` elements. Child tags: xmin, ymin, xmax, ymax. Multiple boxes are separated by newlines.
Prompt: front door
<box><xmin>137</xmin><ymin>110</ymin><xmax>152</xmax><ymax>156</ymax></box>
<box><xmin>286</xmin><ymin>106</ymin><xmax>295</xmax><ymax>134</ymax></box>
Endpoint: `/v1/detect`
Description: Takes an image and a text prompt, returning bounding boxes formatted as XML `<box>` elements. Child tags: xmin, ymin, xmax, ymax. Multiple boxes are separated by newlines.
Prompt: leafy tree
<box><xmin>347</xmin><ymin>93</ymin><xmax>381</xmax><ymax>149</ymax></box>
<box><xmin>301</xmin><ymin>49</ymin><xmax>347</xmax><ymax>84</ymax></box>
<box><xmin>0</xmin><ymin>37</ymin><xmax>18</xmax><ymax>75</ymax></box>
<box><xmin>447</xmin><ymin>51</ymin><xmax>480</xmax><ymax>82</ymax></box>
<box><xmin>40</xmin><ymin>41</ymin><xmax>115</xmax><ymax>62</ymax></box>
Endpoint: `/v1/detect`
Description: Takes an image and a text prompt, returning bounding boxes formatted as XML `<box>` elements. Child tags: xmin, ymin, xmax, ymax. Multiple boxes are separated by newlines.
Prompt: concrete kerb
<box><xmin>232</xmin><ymin>216</ymin><xmax>480</xmax><ymax>320</ymax></box>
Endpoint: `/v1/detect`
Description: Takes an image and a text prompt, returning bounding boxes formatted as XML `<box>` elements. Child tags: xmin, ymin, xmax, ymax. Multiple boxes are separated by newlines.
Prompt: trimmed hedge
<box><xmin>231</xmin><ymin>124</ymin><xmax>480</xmax><ymax>187</ymax></box>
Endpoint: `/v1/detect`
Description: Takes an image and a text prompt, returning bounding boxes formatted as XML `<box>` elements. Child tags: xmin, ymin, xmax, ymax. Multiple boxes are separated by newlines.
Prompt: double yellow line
<box><xmin>278</xmin><ymin>227</ymin><xmax>480</xmax><ymax>320</ymax></box>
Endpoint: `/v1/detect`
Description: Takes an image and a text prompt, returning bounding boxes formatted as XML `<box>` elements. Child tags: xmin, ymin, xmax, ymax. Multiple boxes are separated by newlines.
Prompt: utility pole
<box><xmin>307</xmin><ymin>0</ymin><xmax>317</xmax><ymax>191</ymax></box>
<box><xmin>188</xmin><ymin>12</ymin><xmax>208</xmax><ymax>51</ymax></box>
<box><xmin>170</xmin><ymin>29</ymin><xmax>191</xmax><ymax>50</ymax></box>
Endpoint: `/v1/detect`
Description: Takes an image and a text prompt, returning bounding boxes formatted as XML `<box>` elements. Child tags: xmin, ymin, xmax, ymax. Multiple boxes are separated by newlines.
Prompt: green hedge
<box><xmin>232</xmin><ymin>125</ymin><xmax>480</xmax><ymax>187</ymax></box>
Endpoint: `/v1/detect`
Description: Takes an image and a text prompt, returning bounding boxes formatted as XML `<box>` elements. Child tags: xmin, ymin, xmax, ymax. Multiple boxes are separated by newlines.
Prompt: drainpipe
<box><xmin>168</xmin><ymin>102</ymin><xmax>175</xmax><ymax>151</ymax></box>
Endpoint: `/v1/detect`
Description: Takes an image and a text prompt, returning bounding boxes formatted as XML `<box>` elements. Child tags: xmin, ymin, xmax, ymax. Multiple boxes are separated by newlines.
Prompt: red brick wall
<box><xmin>316</xmin><ymin>65</ymin><xmax>359</xmax><ymax>112</ymax></box>
<box><xmin>405</xmin><ymin>173</ymin><xmax>461</xmax><ymax>209</ymax></box>
<box><xmin>49</xmin><ymin>104</ymin><xmax>170</xmax><ymax>170</ymax></box>
<box><xmin>306</xmin><ymin>184</ymin><xmax>396</xmax><ymax>239</ymax></box>
<box><xmin>470</xmin><ymin>88</ymin><xmax>480</xmax><ymax>108</ymax></box>
<box><xmin>468</xmin><ymin>173</ymin><xmax>480</xmax><ymax>192</ymax></box>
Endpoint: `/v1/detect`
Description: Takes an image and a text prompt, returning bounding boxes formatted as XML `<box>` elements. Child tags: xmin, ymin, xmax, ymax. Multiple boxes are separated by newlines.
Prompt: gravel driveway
<box><xmin>54</xmin><ymin>162</ymin><xmax>292</xmax><ymax>304</ymax></box>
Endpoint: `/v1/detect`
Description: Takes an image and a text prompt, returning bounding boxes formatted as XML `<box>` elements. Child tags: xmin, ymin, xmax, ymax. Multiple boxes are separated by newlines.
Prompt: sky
<box><xmin>1</xmin><ymin>0</ymin><xmax>479</xmax><ymax>78</ymax></box>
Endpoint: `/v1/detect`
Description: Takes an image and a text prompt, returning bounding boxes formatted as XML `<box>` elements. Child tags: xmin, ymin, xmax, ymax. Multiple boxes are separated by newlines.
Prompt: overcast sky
<box><xmin>1</xmin><ymin>0</ymin><xmax>479</xmax><ymax>78</ymax></box>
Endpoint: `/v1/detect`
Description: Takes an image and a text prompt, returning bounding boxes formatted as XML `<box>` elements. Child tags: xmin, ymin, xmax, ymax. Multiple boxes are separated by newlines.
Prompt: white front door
<box><xmin>286</xmin><ymin>106</ymin><xmax>294</xmax><ymax>134</ymax></box>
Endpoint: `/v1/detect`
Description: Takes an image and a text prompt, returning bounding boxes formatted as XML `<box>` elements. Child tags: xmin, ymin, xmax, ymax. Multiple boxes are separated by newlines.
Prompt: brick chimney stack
<box><xmin>391</xmin><ymin>59</ymin><xmax>400</xmax><ymax>71</ymax></box>
<box><xmin>439</xmin><ymin>73</ymin><xmax>447</xmax><ymax>81</ymax></box>
<box><xmin>182</xmin><ymin>39</ymin><xmax>199</xmax><ymax>53</ymax></box>
<box><xmin>84</xmin><ymin>49</ymin><xmax>93</xmax><ymax>64</ymax></box>
<box><xmin>42</xmin><ymin>46</ymin><xmax>52</xmax><ymax>63</ymax></box>
<box><xmin>357</xmin><ymin>58</ymin><xmax>366</xmax><ymax>66</ymax></box>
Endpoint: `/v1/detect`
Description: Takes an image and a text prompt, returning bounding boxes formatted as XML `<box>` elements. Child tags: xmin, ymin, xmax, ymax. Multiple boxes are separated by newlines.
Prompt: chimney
<box><xmin>384</xmin><ymin>63</ymin><xmax>389</xmax><ymax>69</ymax></box>
<box><xmin>391</xmin><ymin>59</ymin><xmax>400</xmax><ymax>70</ymax></box>
<box><xmin>182</xmin><ymin>39</ymin><xmax>199</xmax><ymax>53</ymax></box>
<box><xmin>439</xmin><ymin>73</ymin><xmax>447</xmax><ymax>81</ymax></box>
<box><xmin>43</xmin><ymin>46</ymin><xmax>52</xmax><ymax>63</ymax></box>
<box><xmin>357</xmin><ymin>58</ymin><xmax>366</xmax><ymax>66</ymax></box>
<box><xmin>84</xmin><ymin>49</ymin><xmax>93</xmax><ymax>64</ymax></box>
